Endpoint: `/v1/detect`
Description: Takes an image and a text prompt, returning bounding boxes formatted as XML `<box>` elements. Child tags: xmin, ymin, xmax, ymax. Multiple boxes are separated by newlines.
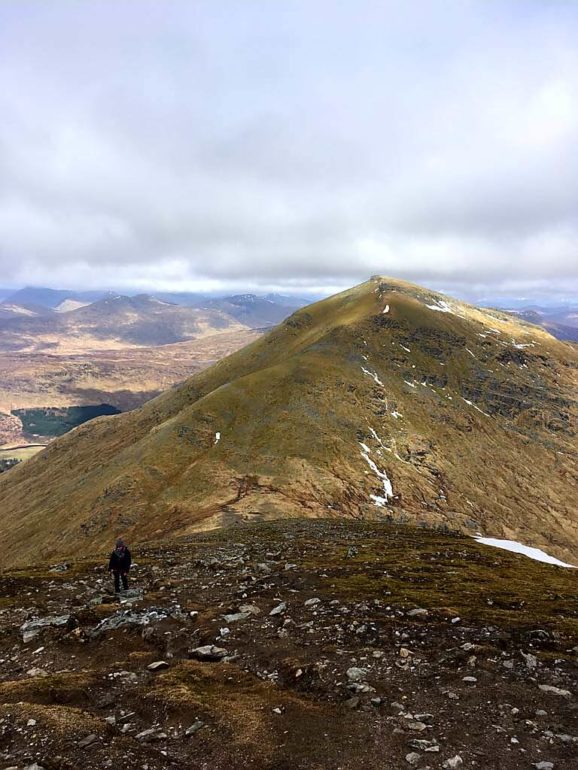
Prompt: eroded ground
<box><xmin>0</xmin><ymin>521</ymin><xmax>576</xmax><ymax>770</ymax></box>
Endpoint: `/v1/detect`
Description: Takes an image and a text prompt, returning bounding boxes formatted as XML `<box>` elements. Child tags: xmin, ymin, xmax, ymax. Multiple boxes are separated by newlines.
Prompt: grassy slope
<box><xmin>0</xmin><ymin>277</ymin><xmax>576</xmax><ymax>567</ymax></box>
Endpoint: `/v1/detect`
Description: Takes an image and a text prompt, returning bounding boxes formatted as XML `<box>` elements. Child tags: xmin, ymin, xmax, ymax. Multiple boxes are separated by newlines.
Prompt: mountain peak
<box><xmin>0</xmin><ymin>277</ymin><xmax>575</xmax><ymax>567</ymax></box>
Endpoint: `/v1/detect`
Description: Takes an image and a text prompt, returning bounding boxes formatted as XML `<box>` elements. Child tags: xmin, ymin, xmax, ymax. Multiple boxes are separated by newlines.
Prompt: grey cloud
<box><xmin>0</xmin><ymin>1</ymin><xmax>577</xmax><ymax>299</ymax></box>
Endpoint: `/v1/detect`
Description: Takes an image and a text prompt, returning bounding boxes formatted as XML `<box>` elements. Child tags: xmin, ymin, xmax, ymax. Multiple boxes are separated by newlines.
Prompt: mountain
<box><xmin>0</xmin><ymin>294</ymin><xmax>252</xmax><ymax>353</ymax></box>
<box><xmin>0</xmin><ymin>276</ymin><xmax>576</xmax><ymax>568</ymax></box>
<box><xmin>0</xmin><ymin>287</ymin><xmax>15</xmax><ymax>302</ymax></box>
<box><xmin>0</xmin><ymin>302</ymin><xmax>49</xmax><ymax>319</ymax></box>
<box><xmin>507</xmin><ymin>307</ymin><xmax>578</xmax><ymax>343</ymax></box>
<box><xmin>263</xmin><ymin>292</ymin><xmax>315</xmax><ymax>307</ymax></box>
<box><xmin>202</xmin><ymin>294</ymin><xmax>302</xmax><ymax>327</ymax></box>
<box><xmin>3</xmin><ymin>286</ymin><xmax>113</xmax><ymax>309</ymax></box>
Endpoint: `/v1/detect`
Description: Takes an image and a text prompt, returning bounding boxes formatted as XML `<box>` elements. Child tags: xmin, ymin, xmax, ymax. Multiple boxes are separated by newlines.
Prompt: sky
<box><xmin>0</xmin><ymin>1</ymin><xmax>577</xmax><ymax>301</ymax></box>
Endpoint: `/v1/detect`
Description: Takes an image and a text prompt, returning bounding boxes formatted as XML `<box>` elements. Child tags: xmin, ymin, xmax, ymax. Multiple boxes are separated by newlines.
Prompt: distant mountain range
<box><xmin>1</xmin><ymin>276</ymin><xmax>575</xmax><ymax>568</ymax></box>
<box><xmin>0</xmin><ymin>292</ymin><xmax>306</xmax><ymax>353</ymax></box>
<box><xmin>504</xmin><ymin>307</ymin><xmax>578</xmax><ymax>342</ymax></box>
<box><xmin>0</xmin><ymin>286</ymin><xmax>313</xmax><ymax>311</ymax></box>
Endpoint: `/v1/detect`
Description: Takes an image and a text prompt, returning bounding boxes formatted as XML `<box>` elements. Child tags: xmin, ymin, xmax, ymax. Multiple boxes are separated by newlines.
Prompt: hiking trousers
<box><xmin>113</xmin><ymin>571</ymin><xmax>129</xmax><ymax>593</ymax></box>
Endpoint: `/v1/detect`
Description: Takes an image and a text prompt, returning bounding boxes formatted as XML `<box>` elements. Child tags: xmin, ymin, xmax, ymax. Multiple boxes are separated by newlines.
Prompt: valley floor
<box><xmin>0</xmin><ymin>521</ymin><xmax>576</xmax><ymax>769</ymax></box>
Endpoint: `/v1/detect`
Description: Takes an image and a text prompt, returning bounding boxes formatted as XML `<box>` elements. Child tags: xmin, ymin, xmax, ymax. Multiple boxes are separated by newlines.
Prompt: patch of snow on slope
<box><xmin>382</xmin><ymin>304</ymin><xmax>390</xmax><ymax>314</ymax></box>
<box><xmin>404</xmin><ymin>380</ymin><xmax>416</xmax><ymax>388</ymax></box>
<box><xmin>214</xmin><ymin>432</ymin><xmax>221</xmax><ymax>444</ymax></box>
<box><xmin>426</xmin><ymin>299</ymin><xmax>453</xmax><ymax>314</ymax></box>
<box><xmin>361</xmin><ymin>366</ymin><xmax>383</xmax><ymax>386</ymax></box>
<box><xmin>461</xmin><ymin>397</ymin><xmax>490</xmax><ymax>417</ymax></box>
<box><xmin>474</xmin><ymin>537</ymin><xmax>575</xmax><ymax>568</ymax></box>
<box><xmin>465</xmin><ymin>348</ymin><xmax>476</xmax><ymax>358</ymax></box>
<box><xmin>400</xmin><ymin>344</ymin><xmax>411</xmax><ymax>353</ymax></box>
<box><xmin>359</xmin><ymin>442</ymin><xmax>393</xmax><ymax>506</ymax></box>
<box><xmin>391</xmin><ymin>411</ymin><xmax>403</xmax><ymax>419</ymax></box>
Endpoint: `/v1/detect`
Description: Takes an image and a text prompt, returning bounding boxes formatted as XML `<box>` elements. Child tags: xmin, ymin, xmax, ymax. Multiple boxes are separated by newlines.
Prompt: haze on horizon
<box><xmin>1</xmin><ymin>1</ymin><xmax>577</xmax><ymax>302</ymax></box>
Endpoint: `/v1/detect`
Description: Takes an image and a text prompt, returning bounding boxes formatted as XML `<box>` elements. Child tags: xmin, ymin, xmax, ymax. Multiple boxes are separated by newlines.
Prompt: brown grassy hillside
<box><xmin>0</xmin><ymin>329</ymin><xmax>262</xmax><ymax>444</ymax></box>
<box><xmin>0</xmin><ymin>276</ymin><xmax>576</xmax><ymax>567</ymax></box>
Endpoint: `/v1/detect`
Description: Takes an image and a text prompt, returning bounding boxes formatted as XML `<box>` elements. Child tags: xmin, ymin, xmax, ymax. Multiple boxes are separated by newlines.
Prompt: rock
<box><xmin>399</xmin><ymin>647</ymin><xmax>412</xmax><ymax>658</ymax></box>
<box><xmin>147</xmin><ymin>660</ymin><xmax>170</xmax><ymax>671</ymax></box>
<box><xmin>304</xmin><ymin>598</ymin><xmax>321</xmax><ymax>607</ymax></box>
<box><xmin>405</xmin><ymin>752</ymin><xmax>421</xmax><ymax>766</ymax></box>
<box><xmin>534</xmin><ymin>763</ymin><xmax>554</xmax><ymax>770</ymax></box>
<box><xmin>539</xmin><ymin>684</ymin><xmax>572</xmax><ymax>698</ymax></box>
<box><xmin>24</xmin><ymin>765</ymin><xmax>46</xmax><ymax>770</ymax></box>
<box><xmin>222</xmin><ymin>612</ymin><xmax>252</xmax><ymax>623</ymax></box>
<box><xmin>78</xmin><ymin>734</ymin><xmax>98</xmax><ymax>748</ymax></box>
<box><xmin>88</xmin><ymin>606</ymin><xmax>180</xmax><ymax>638</ymax></box>
<box><xmin>26</xmin><ymin>667</ymin><xmax>48</xmax><ymax>677</ymax></box>
<box><xmin>27</xmin><ymin>719</ymin><xmax>37</xmax><ymax>727</ymax></box>
<box><xmin>238</xmin><ymin>603</ymin><xmax>261</xmax><ymax>616</ymax></box>
<box><xmin>442</xmin><ymin>757</ymin><xmax>463</xmax><ymax>769</ymax></box>
<box><xmin>269</xmin><ymin>602</ymin><xmax>287</xmax><ymax>616</ymax></box>
<box><xmin>21</xmin><ymin>614</ymin><xmax>72</xmax><ymax>643</ymax></box>
<box><xmin>346</xmin><ymin>666</ymin><xmax>368</xmax><ymax>682</ymax></box>
<box><xmin>522</xmin><ymin>651</ymin><xmax>538</xmax><ymax>669</ymax></box>
<box><xmin>406</xmin><ymin>721</ymin><xmax>427</xmax><ymax>732</ymax></box>
<box><xmin>189</xmin><ymin>645</ymin><xmax>228</xmax><ymax>661</ymax></box>
<box><xmin>118</xmin><ymin>588</ymin><xmax>144</xmax><ymax>602</ymax></box>
<box><xmin>410</xmin><ymin>739</ymin><xmax>439</xmax><ymax>753</ymax></box>
<box><xmin>345</xmin><ymin>696</ymin><xmax>360</xmax><ymax>709</ymax></box>
<box><xmin>462</xmin><ymin>676</ymin><xmax>477</xmax><ymax>683</ymax></box>
<box><xmin>185</xmin><ymin>720</ymin><xmax>205</xmax><ymax>736</ymax></box>
<box><xmin>407</xmin><ymin>608</ymin><xmax>429</xmax><ymax>617</ymax></box>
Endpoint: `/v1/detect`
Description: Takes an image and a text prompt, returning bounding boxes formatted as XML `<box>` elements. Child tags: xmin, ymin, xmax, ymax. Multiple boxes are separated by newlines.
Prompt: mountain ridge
<box><xmin>0</xmin><ymin>276</ymin><xmax>576</xmax><ymax>567</ymax></box>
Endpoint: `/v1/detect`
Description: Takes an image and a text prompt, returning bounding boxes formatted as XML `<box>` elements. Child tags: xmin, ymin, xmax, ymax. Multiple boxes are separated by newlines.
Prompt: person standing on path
<box><xmin>108</xmin><ymin>537</ymin><xmax>132</xmax><ymax>593</ymax></box>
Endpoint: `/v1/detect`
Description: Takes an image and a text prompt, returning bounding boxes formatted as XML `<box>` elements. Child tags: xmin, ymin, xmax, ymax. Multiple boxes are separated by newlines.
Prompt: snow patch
<box><xmin>391</xmin><ymin>411</ymin><xmax>403</xmax><ymax>419</ymax></box>
<box><xmin>404</xmin><ymin>380</ymin><xmax>416</xmax><ymax>388</ymax></box>
<box><xmin>361</xmin><ymin>366</ymin><xmax>383</xmax><ymax>386</ymax></box>
<box><xmin>214</xmin><ymin>432</ymin><xmax>221</xmax><ymax>444</ymax></box>
<box><xmin>359</xmin><ymin>442</ymin><xmax>394</xmax><ymax>506</ymax></box>
<box><xmin>474</xmin><ymin>537</ymin><xmax>575</xmax><ymax>568</ymax></box>
<box><xmin>461</xmin><ymin>398</ymin><xmax>490</xmax><ymax>417</ymax></box>
<box><xmin>400</xmin><ymin>344</ymin><xmax>411</xmax><ymax>353</ymax></box>
<box><xmin>382</xmin><ymin>304</ymin><xmax>390</xmax><ymax>314</ymax></box>
<box><xmin>426</xmin><ymin>299</ymin><xmax>453</xmax><ymax>314</ymax></box>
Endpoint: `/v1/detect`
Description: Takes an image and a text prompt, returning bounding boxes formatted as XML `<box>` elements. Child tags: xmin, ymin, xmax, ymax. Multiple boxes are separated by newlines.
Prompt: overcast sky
<box><xmin>1</xmin><ymin>1</ymin><xmax>577</xmax><ymax>300</ymax></box>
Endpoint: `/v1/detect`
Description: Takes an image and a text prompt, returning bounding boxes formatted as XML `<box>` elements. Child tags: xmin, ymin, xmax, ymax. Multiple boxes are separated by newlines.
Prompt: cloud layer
<box><xmin>1</xmin><ymin>1</ymin><xmax>577</xmax><ymax>298</ymax></box>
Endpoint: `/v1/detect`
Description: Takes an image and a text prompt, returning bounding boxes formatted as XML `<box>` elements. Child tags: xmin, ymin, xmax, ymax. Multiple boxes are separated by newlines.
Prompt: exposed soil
<box><xmin>0</xmin><ymin>520</ymin><xmax>576</xmax><ymax>769</ymax></box>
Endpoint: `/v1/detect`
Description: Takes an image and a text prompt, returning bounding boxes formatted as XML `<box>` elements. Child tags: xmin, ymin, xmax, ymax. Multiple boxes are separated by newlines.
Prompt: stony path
<box><xmin>0</xmin><ymin>521</ymin><xmax>576</xmax><ymax>769</ymax></box>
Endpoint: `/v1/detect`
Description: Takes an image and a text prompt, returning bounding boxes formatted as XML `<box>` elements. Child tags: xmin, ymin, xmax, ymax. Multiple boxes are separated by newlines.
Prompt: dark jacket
<box><xmin>108</xmin><ymin>546</ymin><xmax>131</xmax><ymax>573</ymax></box>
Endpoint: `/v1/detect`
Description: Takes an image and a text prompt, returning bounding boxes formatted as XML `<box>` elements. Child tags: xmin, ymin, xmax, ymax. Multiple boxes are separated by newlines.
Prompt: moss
<box><xmin>0</xmin><ymin>671</ymin><xmax>99</xmax><ymax>704</ymax></box>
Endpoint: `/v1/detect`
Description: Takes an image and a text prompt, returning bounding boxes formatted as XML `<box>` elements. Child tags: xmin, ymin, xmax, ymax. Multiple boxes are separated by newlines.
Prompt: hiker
<box><xmin>108</xmin><ymin>537</ymin><xmax>132</xmax><ymax>593</ymax></box>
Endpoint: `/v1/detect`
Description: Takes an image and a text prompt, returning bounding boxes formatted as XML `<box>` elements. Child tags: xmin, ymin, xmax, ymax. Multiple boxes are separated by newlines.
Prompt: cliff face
<box><xmin>0</xmin><ymin>276</ymin><xmax>576</xmax><ymax>566</ymax></box>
